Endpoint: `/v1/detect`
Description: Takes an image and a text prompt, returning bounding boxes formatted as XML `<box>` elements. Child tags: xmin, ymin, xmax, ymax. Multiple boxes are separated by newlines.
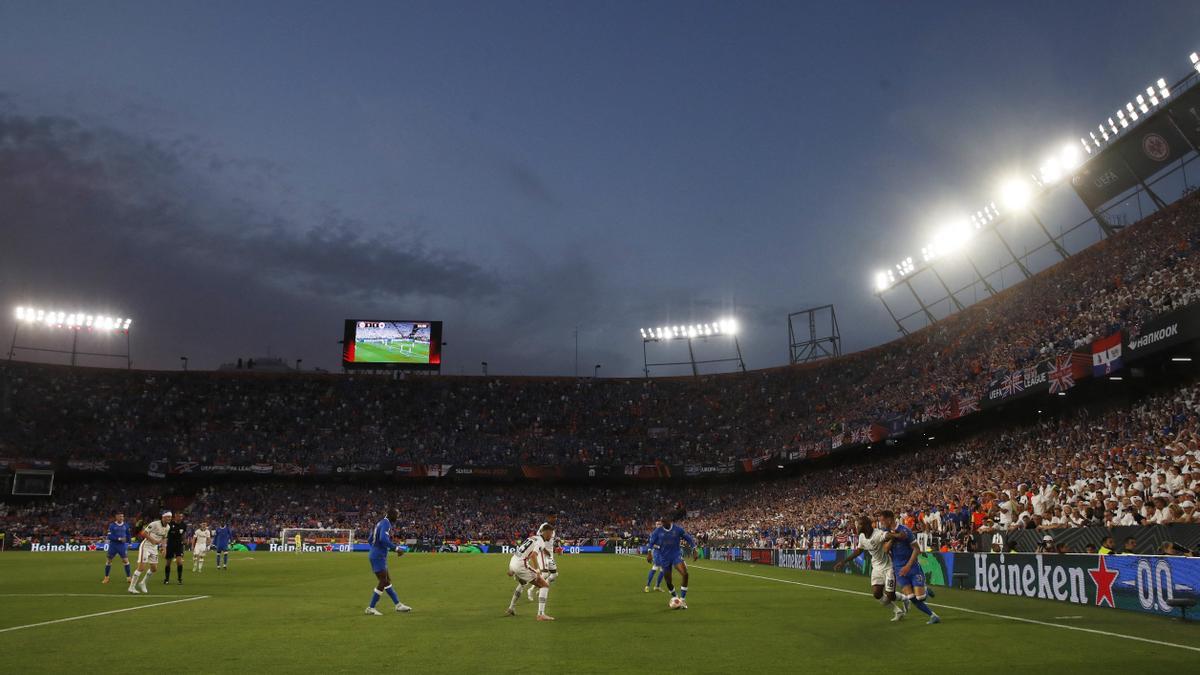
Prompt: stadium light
<box><xmin>640</xmin><ymin>317</ymin><xmax>739</xmax><ymax>340</ymax></box>
<box><xmin>1192</xmin><ymin>52</ymin><xmax>1199</xmax><ymax>74</ymax></box>
<box><xmin>999</xmin><ymin>178</ymin><xmax>1032</xmax><ymax>211</ymax></box>
<box><xmin>11</xmin><ymin>305</ymin><xmax>131</xmax><ymax>333</ymax></box>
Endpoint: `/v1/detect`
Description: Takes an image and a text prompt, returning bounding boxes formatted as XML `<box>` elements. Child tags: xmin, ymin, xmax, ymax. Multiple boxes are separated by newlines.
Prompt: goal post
<box><xmin>279</xmin><ymin>528</ymin><xmax>355</xmax><ymax>550</ymax></box>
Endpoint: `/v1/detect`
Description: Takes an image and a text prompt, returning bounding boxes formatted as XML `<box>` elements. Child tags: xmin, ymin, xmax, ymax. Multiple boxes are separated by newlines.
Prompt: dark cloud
<box><xmin>506</xmin><ymin>159</ymin><xmax>559</xmax><ymax>206</ymax></box>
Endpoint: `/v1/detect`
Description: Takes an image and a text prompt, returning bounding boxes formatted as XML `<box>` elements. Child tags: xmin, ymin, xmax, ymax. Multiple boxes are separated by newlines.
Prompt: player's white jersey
<box><xmin>194</xmin><ymin>528</ymin><xmax>213</xmax><ymax>549</ymax></box>
<box><xmin>511</xmin><ymin>534</ymin><xmax>548</xmax><ymax>567</ymax></box>
<box><xmin>142</xmin><ymin>520</ymin><xmax>170</xmax><ymax>546</ymax></box>
<box><xmin>538</xmin><ymin>522</ymin><xmax>557</xmax><ymax>571</ymax></box>
<box><xmin>858</xmin><ymin>529</ymin><xmax>890</xmax><ymax>568</ymax></box>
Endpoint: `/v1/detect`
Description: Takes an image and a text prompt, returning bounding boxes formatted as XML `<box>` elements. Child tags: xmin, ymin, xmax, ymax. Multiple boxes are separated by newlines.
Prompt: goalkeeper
<box><xmin>364</xmin><ymin>508</ymin><xmax>412</xmax><ymax>615</ymax></box>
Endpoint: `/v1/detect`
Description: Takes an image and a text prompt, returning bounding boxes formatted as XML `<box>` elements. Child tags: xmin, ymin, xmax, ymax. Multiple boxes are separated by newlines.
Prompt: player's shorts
<box><xmin>193</xmin><ymin>544</ymin><xmax>208</xmax><ymax>556</ymax></box>
<box><xmin>166</xmin><ymin>544</ymin><xmax>184</xmax><ymax>559</ymax></box>
<box><xmin>138</xmin><ymin>543</ymin><xmax>160</xmax><ymax>565</ymax></box>
<box><xmin>369</xmin><ymin>554</ymin><xmax>389</xmax><ymax>574</ymax></box>
<box><xmin>870</xmin><ymin>564</ymin><xmax>896</xmax><ymax>592</ymax></box>
<box><xmin>215</xmin><ymin>544</ymin><xmax>228</xmax><ymax>553</ymax></box>
<box><xmin>659</xmin><ymin>550</ymin><xmax>685</xmax><ymax>567</ymax></box>
<box><xmin>894</xmin><ymin>565</ymin><xmax>927</xmax><ymax>589</ymax></box>
<box><xmin>507</xmin><ymin>557</ymin><xmax>539</xmax><ymax>585</ymax></box>
<box><xmin>106</xmin><ymin>542</ymin><xmax>127</xmax><ymax>559</ymax></box>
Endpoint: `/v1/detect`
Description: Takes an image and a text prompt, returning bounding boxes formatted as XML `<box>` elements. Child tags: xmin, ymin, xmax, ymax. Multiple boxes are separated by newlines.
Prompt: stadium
<box><xmin>3</xmin><ymin>4</ymin><xmax>1200</xmax><ymax>674</ymax></box>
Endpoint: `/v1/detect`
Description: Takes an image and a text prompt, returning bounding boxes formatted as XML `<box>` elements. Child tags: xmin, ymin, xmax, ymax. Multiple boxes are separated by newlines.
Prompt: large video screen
<box><xmin>342</xmin><ymin>320</ymin><xmax>442</xmax><ymax>370</ymax></box>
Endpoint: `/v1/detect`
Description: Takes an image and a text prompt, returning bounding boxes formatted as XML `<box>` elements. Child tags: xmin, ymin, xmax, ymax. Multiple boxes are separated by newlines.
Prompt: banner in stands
<box><xmin>1114</xmin><ymin>109</ymin><xmax>1193</xmax><ymax>183</ymax></box>
<box><xmin>982</xmin><ymin>351</ymin><xmax>1091</xmax><ymax>407</ymax></box>
<box><xmin>1166</xmin><ymin>82</ymin><xmax>1200</xmax><ymax>150</ymax></box>
<box><xmin>1070</xmin><ymin>153</ymin><xmax>1140</xmax><ymax>211</ymax></box>
<box><xmin>1122</xmin><ymin>303</ymin><xmax>1200</xmax><ymax>362</ymax></box>
<box><xmin>976</xmin><ymin>524</ymin><xmax>1200</xmax><ymax>556</ymax></box>
<box><xmin>1091</xmin><ymin>331</ymin><xmax>1124</xmax><ymax>376</ymax></box>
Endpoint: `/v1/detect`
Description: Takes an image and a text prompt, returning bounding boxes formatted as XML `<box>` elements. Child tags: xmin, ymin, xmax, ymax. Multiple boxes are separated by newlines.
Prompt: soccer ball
<box><xmin>669</xmin><ymin>597</ymin><xmax>684</xmax><ymax>609</ymax></box>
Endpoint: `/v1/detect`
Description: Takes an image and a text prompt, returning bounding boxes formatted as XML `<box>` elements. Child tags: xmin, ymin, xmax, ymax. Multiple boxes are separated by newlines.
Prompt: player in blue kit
<box><xmin>102</xmin><ymin>511</ymin><xmax>132</xmax><ymax>585</ymax></box>
<box><xmin>643</xmin><ymin>519</ymin><xmax>666</xmax><ymax>592</ymax></box>
<box><xmin>646</xmin><ymin>514</ymin><xmax>697</xmax><ymax>608</ymax></box>
<box><xmin>880</xmin><ymin>510</ymin><xmax>941</xmax><ymax>624</ymax></box>
<box><xmin>364</xmin><ymin>508</ymin><xmax>412</xmax><ymax>616</ymax></box>
<box><xmin>213</xmin><ymin>522</ymin><xmax>233</xmax><ymax>570</ymax></box>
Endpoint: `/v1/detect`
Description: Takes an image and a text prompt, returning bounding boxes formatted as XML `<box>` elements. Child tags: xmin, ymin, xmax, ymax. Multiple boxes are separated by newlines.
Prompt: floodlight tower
<box><xmin>9</xmin><ymin>306</ymin><xmax>133</xmax><ymax>368</ymax></box>
<box><xmin>639</xmin><ymin>318</ymin><xmax>745</xmax><ymax>377</ymax></box>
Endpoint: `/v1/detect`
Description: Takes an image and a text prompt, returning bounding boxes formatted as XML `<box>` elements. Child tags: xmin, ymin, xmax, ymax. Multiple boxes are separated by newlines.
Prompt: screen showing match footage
<box><xmin>342</xmin><ymin>320</ymin><xmax>442</xmax><ymax>370</ymax></box>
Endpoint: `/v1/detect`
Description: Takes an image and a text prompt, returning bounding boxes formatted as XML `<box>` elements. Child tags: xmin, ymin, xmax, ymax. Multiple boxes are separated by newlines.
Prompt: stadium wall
<box><xmin>706</xmin><ymin>547</ymin><xmax>1200</xmax><ymax>622</ymax></box>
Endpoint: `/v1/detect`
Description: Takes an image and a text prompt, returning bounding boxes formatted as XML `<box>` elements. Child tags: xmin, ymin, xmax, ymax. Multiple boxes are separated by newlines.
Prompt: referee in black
<box><xmin>164</xmin><ymin>512</ymin><xmax>188</xmax><ymax>584</ymax></box>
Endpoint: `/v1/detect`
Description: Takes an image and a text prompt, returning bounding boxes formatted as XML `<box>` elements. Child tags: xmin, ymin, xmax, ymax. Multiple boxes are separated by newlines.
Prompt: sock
<box><xmin>384</xmin><ymin>585</ymin><xmax>400</xmax><ymax>605</ymax></box>
<box><xmin>666</xmin><ymin>581</ymin><xmax>675</xmax><ymax>596</ymax></box>
<box><xmin>164</xmin><ymin>566</ymin><xmax>171</xmax><ymax>582</ymax></box>
<box><xmin>124</xmin><ymin>563</ymin><xmax>131</xmax><ymax>578</ymax></box>
<box><xmin>537</xmin><ymin>586</ymin><xmax>549</xmax><ymax>615</ymax></box>
<box><xmin>177</xmin><ymin>563</ymin><xmax>183</xmax><ymax>581</ymax></box>
<box><xmin>104</xmin><ymin>563</ymin><xmax>112</xmax><ymax>577</ymax></box>
<box><xmin>508</xmin><ymin>584</ymin><xmax>523</xmax><ymax>610</ymax></box>
<box><xmin>198</xmin><ymin>559</ymin><xmax>204</xmax><ymax>571</ymax></box>
<box><xmin>128</xmin><ymin>571</ymin><xmax>139</xmax><ymax>587</ymax></box>
<box><xmin>680</xmin><ymin>586</ymin><xmax>688</xmax><ymax>599</ymax></box>
<box><xmin>656</xmin><ymin>570</ymin><xmax>665</xmax><ymax>587</ymax></box>
<box><xmin>646</xmin><ymin>569</ymin><xmax>656</xmax><ymax>586</ymax></box>
<box><xmin>369</xmin><ymin>589</ymin><xmax>382</xmax><ymax>609</ymax></box>
<box><xmin>878</xmin><ymin>596</ymin><xmax>894</xmax><ymax>609</ymax></box>
<box><xmin>910</xmin><ymin>596</ymin><xmax>934</xmax><ymax>617</ymax></box>
<box><xmin>925</xmin><ymin>587</ymin><xmax>936</xmax><ymax>598</ymax></box>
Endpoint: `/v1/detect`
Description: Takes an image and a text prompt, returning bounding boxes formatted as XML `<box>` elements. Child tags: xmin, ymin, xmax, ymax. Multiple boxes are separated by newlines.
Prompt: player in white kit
<box><xmin>834</xmin><ymin>515</ymin><xmax>906</xmax><ymax>621</ymax></box>
<box><xmin>505</xmin><ymin>522</ymin><xmax>555</xmax><ymax>621</ymax></box>
<box><xmin>192</xmin><ymin>522</ymin><xmax>213</xmax><ymax>572</ymax></box>
<box><xmin>528</xmin><ymin>514</ymin><xmax>558</xmax><ymax>601</ymax></box>
<box><xmin>129</xmin><ymin>511</ymin><xmax>171</xmax><ymax>594</ymax></box>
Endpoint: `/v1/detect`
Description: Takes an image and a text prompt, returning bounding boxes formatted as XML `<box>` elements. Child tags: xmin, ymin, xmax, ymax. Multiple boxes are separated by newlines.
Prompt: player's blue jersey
<box><xmin>889</xmin><ymin>524</ymin><xmax>916</xmax><ymax>568</ymax></box>
<box><xmin>107</xmin><ymin>521</ymin><xmax>130</xmax><ymax>543</ymax></box>
<box><xmin>214</xmin><ymin>526</ymin><xmax>232</xmax><ymax>548</ymax></box>
<box><xmin>649</xmin><ymin>524</ymin><xmax>695</xmax><ymax>557</ymax></box>
<box><xmin>368</xmin><ymin>518</ymin><xmax>394</xmax><ymax>556</ymax></box>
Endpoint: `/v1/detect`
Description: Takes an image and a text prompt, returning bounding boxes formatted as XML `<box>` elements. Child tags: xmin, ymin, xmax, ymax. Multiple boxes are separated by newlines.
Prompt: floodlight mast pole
<box><xmin>686</xmin><ymin>338</ymin><xmax>698</xmax><ymax>377</ymax></box>
<box><xmin>876</xmin><ymin>292</ymin><xmax>908</xmax><ymax>336</ymax></box>
<box><xmin>929</xmin><ymin>266</ymin><xmax>965</xmax><ymax>312</ymax></box>
<box><xmin>902</xmin><ymin>278</ymin><xmax>936</xmax><ymax>324</ymax></box>
<box><xmin>964</xmin><ymin>253</ymin><xmax>997</xmax><ymax>295</ymax></box>
<box><xmin>8</xmin><ymin>323</ymin><xmax>17</xmax><ymax>361</ymax></box>
<box><xmin>1028</xmin><ymin>207</ymin><xmax>1070</xmax><ymax>260</ymax></box>
<box><xmin>70</xmin><ymin>330</ymin><xmax>79</xmax><ymax>367</ymax></box>
<box><xmin>991</xmin><ymin>229</ymin><xmax>1032</xmax><ymax>279</ymax></box>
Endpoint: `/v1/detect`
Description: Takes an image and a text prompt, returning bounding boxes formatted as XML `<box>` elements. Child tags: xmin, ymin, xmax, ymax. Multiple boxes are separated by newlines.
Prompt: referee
<box><xmin>164</xmin><ymin>512</ymin><xmax>188</xmax><ymax>585</ymax></box>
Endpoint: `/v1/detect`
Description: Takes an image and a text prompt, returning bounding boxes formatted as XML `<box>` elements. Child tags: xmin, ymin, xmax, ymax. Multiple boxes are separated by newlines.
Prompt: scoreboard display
<box><xmin>342</xmin><ymin>320</ymin><xmax>442</xmax><ymax>370</ymax></box>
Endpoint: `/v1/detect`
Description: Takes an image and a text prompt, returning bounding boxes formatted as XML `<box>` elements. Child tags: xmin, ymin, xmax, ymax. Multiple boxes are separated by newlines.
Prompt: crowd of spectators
<box><xmin>5</xmin><ymin>375</ymin><xmax>1198</xmax><ymax>551</ymax></box>
<box><xmin>1</xmin><ymin>195</ymin><xmax>1199</xmax><ymax>471</ymax></box>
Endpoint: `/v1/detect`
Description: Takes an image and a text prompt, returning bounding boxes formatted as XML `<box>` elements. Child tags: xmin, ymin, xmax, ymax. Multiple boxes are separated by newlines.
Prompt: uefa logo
<box><xmin>1141</xmin><ymin>133</ymin><xmax>1170</xmax><ymax>162</ymax></box>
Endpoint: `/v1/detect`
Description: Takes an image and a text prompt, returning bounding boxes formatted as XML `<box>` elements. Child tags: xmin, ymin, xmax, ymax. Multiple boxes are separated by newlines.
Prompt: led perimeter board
<box><xmin>342</xmin><ymin>320</ymin><xmax>442</xmax><ymax>371</ymax></box>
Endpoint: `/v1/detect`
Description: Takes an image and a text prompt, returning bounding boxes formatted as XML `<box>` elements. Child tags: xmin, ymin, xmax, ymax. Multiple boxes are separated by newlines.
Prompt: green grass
<box><xmin>353</xmin><ymin>339</ymin><xmax>429</xmax><ymax>364</ymax></box>
<box><xmin>0</xmin><ymin>553</ymin><xmax>1196</xmax><ymax>673</ymax></box>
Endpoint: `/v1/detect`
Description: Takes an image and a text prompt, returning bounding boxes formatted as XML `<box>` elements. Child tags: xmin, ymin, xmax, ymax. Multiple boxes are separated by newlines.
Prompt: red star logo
<box><xmin>1088</xmin><ymin>556</ymin><xmax>1119</xmax><ymax>608</ymax></box>
<box><xmin>325</xmin><ymin>545</ymin><xmax>333</xmax><ymax>552</ymax></box>
<box><xmin>88</xmin><ymin>544</ymin><xmax>97</xmax><ymax>551</ymax></box>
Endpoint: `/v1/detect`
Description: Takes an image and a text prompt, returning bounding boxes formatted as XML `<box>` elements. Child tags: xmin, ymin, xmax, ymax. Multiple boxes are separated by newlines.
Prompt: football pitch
<box><xmin>353</xmin><ymin>339</ymin><xmax>429</xmax><ymax>364</ymax></box>
<box><xmin>0</xmin><ymin>554</ymin><xmax>1196</xmax><ymax>673</ymax></box>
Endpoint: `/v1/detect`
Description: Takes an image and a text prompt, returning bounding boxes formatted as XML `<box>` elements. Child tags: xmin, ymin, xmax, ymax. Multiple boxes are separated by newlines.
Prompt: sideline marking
<box><xmin>0</xmin><ymin>593</ymin><xmax>205</xmax><ymax>598</ymax></box>
<box><xmin>689</xmin><ymin>564</ymin><xmax>1200</xmax><ymax>654</ymax></box>
<box><xmin>0</xmin><ymin>595</ymin><xmax>209</xmax><ymax>634</ymax></box>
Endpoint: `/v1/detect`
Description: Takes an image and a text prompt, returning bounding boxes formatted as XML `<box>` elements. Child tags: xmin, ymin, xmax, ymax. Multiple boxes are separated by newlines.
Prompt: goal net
<box><xmin>279</xmin><ymin>528</ymin><xmax>355</xmax><ymax>549</ymax></box>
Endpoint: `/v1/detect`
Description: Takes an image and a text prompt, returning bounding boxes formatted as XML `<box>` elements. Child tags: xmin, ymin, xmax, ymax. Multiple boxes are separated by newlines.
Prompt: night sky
<box><xmin>2</xmin><ymin>1</ymin><xmax>1198</xmax><ymax>375</ymax></box>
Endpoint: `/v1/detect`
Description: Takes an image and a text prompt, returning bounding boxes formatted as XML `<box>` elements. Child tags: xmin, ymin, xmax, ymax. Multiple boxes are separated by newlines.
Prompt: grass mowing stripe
<box><xmin>0</xmin><ymin>595</ymin><xmax>209</xmax><ymax>634</ymax></box>
<box><xmin>689</xmin><ymin>564</ymin><xmax>1200</xmax><ymax>654</ymax></box>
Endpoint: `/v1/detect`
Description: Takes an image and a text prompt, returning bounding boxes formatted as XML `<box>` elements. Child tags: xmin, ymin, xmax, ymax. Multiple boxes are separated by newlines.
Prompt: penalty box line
<box><xmin>688</xmin><ymin>564</ymin><xmax>1200</xmax><ymax>654</ymax></box>
<box><xmin>0</xmin><ymin>595</ymin><xmax>210</xmax><ymax>634</ymax></box>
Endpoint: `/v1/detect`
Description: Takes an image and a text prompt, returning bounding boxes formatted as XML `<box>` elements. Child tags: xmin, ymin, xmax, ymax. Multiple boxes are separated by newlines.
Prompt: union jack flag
<box><xmin>957</xmin><ymin>395</ymin><xmax>979</xmax><ymax>415</ymax></box>
<box><xmin>1048</xmin><ymin>354</ymin><xmax>1075</xmax><ymax>394</ymax></box>
<box><xmin>937</xmin><ymin>401</ymin><xmax>952</xmax><ymax>420</ymax></box>
<box><xmin>1002</xmin><ymin>371</ymin><xmax>1025</xmax><ymax>397</ymax></box>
